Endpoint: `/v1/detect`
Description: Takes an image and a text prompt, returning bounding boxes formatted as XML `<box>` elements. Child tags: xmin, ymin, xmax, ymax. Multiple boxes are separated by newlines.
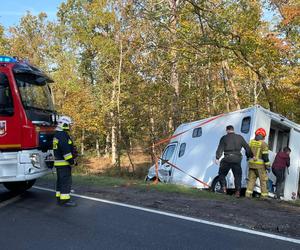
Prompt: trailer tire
<box><xmin>145</xmin><ymin>176</ymin><xmax>159</xmax><ymax>182</ymax></box>
<box><xmin>3</xmin><ymin>180</ymin><xmax>36</xmax><ymax>192</ymax></box>
<box><xmin>211</xmin><ymin>177</ymin><xmax>226</xmax><ymax>193</ymax></box>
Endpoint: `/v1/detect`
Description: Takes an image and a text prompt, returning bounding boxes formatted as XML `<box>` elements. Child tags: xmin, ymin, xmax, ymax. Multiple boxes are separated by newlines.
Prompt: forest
<box><xmin>0</xmin><ymin>0</ymin><xmax>299</xmax><ymax>173</ymax></box>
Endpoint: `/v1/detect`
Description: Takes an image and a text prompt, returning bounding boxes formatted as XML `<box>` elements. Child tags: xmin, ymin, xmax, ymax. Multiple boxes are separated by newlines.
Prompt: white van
<box><xmin>147</xmin><ymin>105</ymin><xmax>300</xmax><ymax>200</ymax></box>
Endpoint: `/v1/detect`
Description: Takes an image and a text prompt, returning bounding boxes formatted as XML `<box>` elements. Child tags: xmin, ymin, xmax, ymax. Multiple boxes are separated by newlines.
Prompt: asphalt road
<box><xmin>0</xmin><ymin>186</ymin><xmax>299</xmax><ymax>250</ymax></box>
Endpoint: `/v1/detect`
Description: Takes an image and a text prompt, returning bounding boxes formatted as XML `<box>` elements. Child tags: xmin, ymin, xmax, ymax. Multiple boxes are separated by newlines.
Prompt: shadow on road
<box><xmin>0</xmin><ymin>189</ymin><xmax>23</xmax><ymax>203</ymax></box>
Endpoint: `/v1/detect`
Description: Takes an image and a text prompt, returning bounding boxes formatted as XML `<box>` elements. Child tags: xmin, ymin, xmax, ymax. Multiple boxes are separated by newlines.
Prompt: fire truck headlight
<box><xmin>30</xmin><ymin>153</ymin><xmax>41</xmax><ymax>169</ymax></box>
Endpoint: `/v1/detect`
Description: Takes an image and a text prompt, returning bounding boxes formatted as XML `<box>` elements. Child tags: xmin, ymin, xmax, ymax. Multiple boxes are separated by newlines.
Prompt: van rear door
<box><xmin>284</xmin><ymin>128</ymin><xmax>300</xmax><ymax>200</ymax></box>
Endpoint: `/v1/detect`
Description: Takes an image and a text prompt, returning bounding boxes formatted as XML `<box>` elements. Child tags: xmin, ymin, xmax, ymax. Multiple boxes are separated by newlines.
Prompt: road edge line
<box><xmin>34</xmin><ymin>186</ymin><xmax>300</xmax><ymax>245</ymax></box>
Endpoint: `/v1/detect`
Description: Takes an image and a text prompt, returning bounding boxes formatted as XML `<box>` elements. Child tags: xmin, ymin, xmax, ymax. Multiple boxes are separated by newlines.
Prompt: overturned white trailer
<box><xmin>147</xmin><ymin>105</ymin><xmax>300</xmax><ymax>200</ymax></box>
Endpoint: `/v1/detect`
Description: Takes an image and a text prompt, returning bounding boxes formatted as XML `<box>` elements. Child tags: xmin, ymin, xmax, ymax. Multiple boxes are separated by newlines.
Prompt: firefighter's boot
<box><xmin>56</xmin><ymin>192</ymin><xmax>61</xmax><ymax>205</ymax></box>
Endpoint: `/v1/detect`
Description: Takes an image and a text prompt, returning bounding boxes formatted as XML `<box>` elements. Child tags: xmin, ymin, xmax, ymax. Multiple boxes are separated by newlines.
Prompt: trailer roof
<box><xmin>178</xmin><ymin>105</ymin><xmax>300</xmax><ymax>131</ymax></box>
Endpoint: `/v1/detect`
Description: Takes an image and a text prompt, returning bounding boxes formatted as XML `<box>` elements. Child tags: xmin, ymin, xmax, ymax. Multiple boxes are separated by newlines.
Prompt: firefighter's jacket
<box><xmin>248</xmin><ymin>139</ymin><xmax>270</xmax><ymax>169</ymax></box>
<box><xmin>53</xmin><ymin>130</ymin><xmax>74</xmax><ymax>167</ymax></box>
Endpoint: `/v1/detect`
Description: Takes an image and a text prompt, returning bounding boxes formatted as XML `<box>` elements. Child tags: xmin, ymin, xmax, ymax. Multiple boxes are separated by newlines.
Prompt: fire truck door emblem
<box><xmin>0</xmin><ymin>121</ymin><xmax>7</xmax><ymax>136</ymax></box>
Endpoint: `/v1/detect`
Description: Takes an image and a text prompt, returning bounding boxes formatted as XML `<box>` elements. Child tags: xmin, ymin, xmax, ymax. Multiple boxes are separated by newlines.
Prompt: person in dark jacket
<box><xmin>53</xmin><ymin>115</ymin><xmax>77</xmax><ymax>207</ymax></box>
<box><xmin>215</xmin><ymin>125</ymin><xmax>253</xmax><ymax>197</ymax></box>
<box><xmin>272</xmin><ymin>147</ymin><xmax>291</xmax><ymax>199</ymax></box>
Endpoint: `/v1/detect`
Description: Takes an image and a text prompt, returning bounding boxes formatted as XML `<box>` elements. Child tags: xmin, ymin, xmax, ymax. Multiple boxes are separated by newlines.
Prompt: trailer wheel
<box><xmin>3</xmin><ymin>180</ymin><xmax>36</xmax><ymax>192</ymax></box>
<box><xmin>211</xmin><ymin>177</ymin><xmax>226</xmax><ymax>193</ymax></box>
<box><xmin>145</xmin><ymin>176</ymin><xmax>159</xmax><ymax>182</ymax></box>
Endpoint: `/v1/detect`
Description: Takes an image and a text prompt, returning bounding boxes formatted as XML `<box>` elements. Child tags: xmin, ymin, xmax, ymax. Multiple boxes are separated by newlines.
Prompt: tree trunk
<box><xmin>125</xmin><ymin>146</ymin><xmax>135</xmax><ymax>173</ymax></box>
<box><xmin>222</xmin><ymin>60</ymin><xmax>241</xmax><ymax>110</ymax></box>
<box><xmin>232</xmin><ymin>50</ymin><xmax>274</xmax><ymax>111</ymax></box>
<box><xmin>80</xmin><ymin>129</ymin><xmax>85</xmax><ymax>156</ymax></box>
<box><xmin>110</xmin><ymin>77</ymin><xmax>117</xmax><ymax>165</ymax></box>
<box><xmin>150</xmin><ymin>113</ymin><xmax>156</xmax><ymax>163</ymax></box>
<box><xmin>257</xmin><ymin>75</ymin><xmax>275</xmax><ymax>111</ymax></box>
<box><xmin>116</xmin><ymin>29</ymin><xmax>124</xmax><ymax>169</ymax></box>
<box><xmin>105</xmin><ymin>133</ymin><xmax>110</xmax><ymax>157</ymax></box>
<box><xmin>168</xmin><ymin>0</ymin><xmax>180</xmax><ymax>128</ymax></box>
<box><xmin>111</xmin><ymin>112</ymin><xmax>117</xmax><ymax>166</ymax></box>
<box><xmin>206</xmin><ymin>62</ymin><xmax>216</xmax><ymax>115</ymax></box>
<box><xmin>221</xmin><ymin>66</ymin><xmax>231</xmax><ymax>112</ymax></box>
<box><xmin>96</xmin><ymin>139</ymin><xmax>100</xmax><ymax>157</ymax></box>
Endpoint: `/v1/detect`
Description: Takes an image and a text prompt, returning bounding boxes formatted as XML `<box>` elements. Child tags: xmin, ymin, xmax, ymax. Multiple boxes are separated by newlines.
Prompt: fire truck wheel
<box><xmin>3</xmin><ymin>180</ymin><xmax>36</xmax><ymax>192</ymax></box>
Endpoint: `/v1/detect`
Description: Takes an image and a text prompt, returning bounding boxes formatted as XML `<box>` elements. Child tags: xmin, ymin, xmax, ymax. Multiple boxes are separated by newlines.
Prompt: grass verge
<box><xmin>40</xmin><ymin>173</ymin><xmax>300</xmax><ymax>205</ymax></box>
<box><xmin>40</xmin><ymin>173</ymin><xmax>231</xmax><ymax>200</ymax></box>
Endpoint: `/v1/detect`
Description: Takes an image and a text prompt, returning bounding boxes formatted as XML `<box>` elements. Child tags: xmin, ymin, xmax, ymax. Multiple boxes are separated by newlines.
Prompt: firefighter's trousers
<box><xmin>246</xmin><ymin>167</ymin><xmax>268</xmax><ymax>198</ymax></box>
<box><xmin>56</xmin><ymin>166</ymin><xmax>72</xmax><ymax>201</ymax></box>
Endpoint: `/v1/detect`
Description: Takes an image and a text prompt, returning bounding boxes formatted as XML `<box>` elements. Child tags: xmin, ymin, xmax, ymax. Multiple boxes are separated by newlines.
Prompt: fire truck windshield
<box><xmin>15</xmin><ymin>73</ymin><xmax>54</xmax><ymax>112</ymax></box>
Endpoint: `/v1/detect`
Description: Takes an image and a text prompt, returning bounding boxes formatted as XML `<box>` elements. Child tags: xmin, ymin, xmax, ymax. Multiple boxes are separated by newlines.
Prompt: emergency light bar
<box><xmin>0</xmin><ymin>56</ymin><xmax>18</xmax><ymax>63</ymax></box>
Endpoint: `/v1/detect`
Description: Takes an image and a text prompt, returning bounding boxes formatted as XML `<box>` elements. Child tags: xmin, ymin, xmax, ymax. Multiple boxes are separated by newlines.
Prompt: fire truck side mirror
<box><xmin>52</xmin><ymin>113</ymin><xmax>59</xmax><ymax>125</ymax></box>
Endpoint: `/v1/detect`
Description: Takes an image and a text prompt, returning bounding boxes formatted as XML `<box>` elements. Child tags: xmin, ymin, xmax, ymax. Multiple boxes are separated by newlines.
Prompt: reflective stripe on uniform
<box><xmin>64</xmin><ymin>153</ymin><xmax>73</xmax><ymax>160</ymax></box>
<box><xmin>53</xmin><ymin>138</ymin><xmax>59</xmax><ymax>150</ymax></box>
<box><xmin>256</xmin><ymin>148</ymin><xmax>261</xmax><ymax>160</ymax></box>
<box><xmin>248</xmin><ymin>159</ymin><xmax>265</xmax><ymax>165</ymax></box>
<box><xmin>60</xmin><ymin>194</ymin><xmax>70</xmax><ymax>200</ymax></box>
<box><xmin>250</xmin><ymin>140</ymin><xmax>261</xmax><ymax>146</ymax></box>
<box><xmin>261</xmin><ymin>192</ymin><xmax>268</xmax><ymax>197</ymax></box>
<box><xmin>56</xmin><ymin>192</ymin><xmax>61</xmax><ymax>198</ymax></box>
<box><xmin>245</xmin><ymin>190</ymin><xmax>252</xmax><ymax>197</ymax></box>
<box><xmin>250</xmin><ymin>140</ymin><xmax>262</xmax><ymax>160</ymax></box>
<box><xmin>68</xmin><ymin>139</ymin><xmax>72</xmax><ymax>145</ymax></box>
<box><xmin>54</xmin><ymin>160</ymin><xmax>70</xmax><ymax>166</ymax></box>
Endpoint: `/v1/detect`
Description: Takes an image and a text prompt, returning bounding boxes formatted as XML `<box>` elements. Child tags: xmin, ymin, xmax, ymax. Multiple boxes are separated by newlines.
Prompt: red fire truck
<box><xmin>0</xmin><ymin>55</ymin><xmax>56</xmax><ymax>192</ymax></box>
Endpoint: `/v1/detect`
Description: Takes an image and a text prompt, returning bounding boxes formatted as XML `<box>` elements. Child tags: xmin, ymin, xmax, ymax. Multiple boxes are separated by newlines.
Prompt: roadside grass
<box><xmin>40</xmin><ymin>173</ymin><xmax>300</xmax><ymax>205</ymax></box>
<box><xmin>40</xmin><ymin>173</ymin><xmax>233</xmax><ymax>201</ymax></box>
<box><xmin>288</xmin><ymin>199</ymin><xmax>300</xmax><ymax>207</ymax></box>
<box><xmin>41</xmin><ymin>173</ymin><xmax>136</xmax><ymax>187</ymax></box>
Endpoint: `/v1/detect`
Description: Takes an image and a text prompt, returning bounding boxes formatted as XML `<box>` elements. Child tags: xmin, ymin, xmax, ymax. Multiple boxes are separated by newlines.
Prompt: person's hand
<box><xmin>215</xmin><ymin>159</ymin><xmax>220</xmax><ymax>165</ymax></box>
<box><xmin>67</xmin><ymin>158</ymin><xmax>75</xmax><ymax>166</ymax></box>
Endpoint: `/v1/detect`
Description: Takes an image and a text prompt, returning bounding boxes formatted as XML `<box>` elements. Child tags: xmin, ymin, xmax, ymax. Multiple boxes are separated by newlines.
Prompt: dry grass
<box><xmin>78</xmin><ymin>151</ymin><xmax>152</xmax><ymax>179</ymax></box>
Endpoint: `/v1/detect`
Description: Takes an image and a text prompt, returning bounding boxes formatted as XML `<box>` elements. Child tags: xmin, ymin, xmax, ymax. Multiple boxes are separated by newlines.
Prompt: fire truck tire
<box><xmin>3</xmin><ymin>179</ymin><xmax>36</xmax><ymax>192</ymax></box>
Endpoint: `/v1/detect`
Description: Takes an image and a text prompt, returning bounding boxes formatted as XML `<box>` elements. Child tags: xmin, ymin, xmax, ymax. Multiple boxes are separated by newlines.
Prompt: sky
<box><xmin>0</xmin><ymin>1</ymin><xmax>278</xmax><ymax>29</ymax></box>
<box><xmin>0</xmin><ymin>0</ymin><xmax>66</xmax><ymax>29</ymax></box>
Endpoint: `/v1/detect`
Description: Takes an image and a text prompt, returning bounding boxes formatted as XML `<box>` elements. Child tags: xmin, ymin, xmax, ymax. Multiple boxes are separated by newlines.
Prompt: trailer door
<box><xmin>284</xmin><ymin>128</ymin><xmax>300</xmax><ymax>200</ymax></box>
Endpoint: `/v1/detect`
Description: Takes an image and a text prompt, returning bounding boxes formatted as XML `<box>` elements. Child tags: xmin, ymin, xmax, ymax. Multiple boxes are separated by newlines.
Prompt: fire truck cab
<box><xmin>0</xmin><ymin>56</ymin><xmax>56</xmax><ymax>192</ymax></box>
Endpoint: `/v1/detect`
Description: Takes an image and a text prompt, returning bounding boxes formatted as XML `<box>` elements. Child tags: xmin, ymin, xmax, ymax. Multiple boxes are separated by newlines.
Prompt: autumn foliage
<box><xmin>0</xmin><ymin>0</ymin><xmax>299</xmax><ymax>169</ymax></box>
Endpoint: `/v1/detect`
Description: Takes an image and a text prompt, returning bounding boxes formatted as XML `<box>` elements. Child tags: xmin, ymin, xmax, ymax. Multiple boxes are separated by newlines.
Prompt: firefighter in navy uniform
<box><xmin>246</xmin><ymin>128</ymin><xmax>270</xmax><ymax>199</ymax></box>
<box><xmin>215</xmin><ymin>125</ymin><xmax>253</xmax><ymax>197</ymax></box>
<box><xmin>53</xmin><ymin>116</ymin><xmax>77</xmax><ymax>207</ymax></box>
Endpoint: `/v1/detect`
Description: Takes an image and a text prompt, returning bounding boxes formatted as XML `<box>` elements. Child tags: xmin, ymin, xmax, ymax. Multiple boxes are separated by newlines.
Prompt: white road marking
<box><xmin>34</xmin><ymin>186</ymin><xmax>300</xmax><ymax>245</ymax></box>
<box><xmin>0</xmin><ymin>195</ymin><xmax>21</xmax><ymax>208</ymax></box>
